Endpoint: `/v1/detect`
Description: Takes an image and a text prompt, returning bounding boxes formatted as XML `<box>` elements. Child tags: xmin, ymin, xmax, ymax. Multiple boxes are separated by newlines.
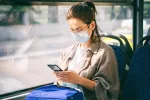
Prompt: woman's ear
<box><xmin>89</xmin><ymin>21</ymin><xmax>96</xmax><ymax>31</ymax></box>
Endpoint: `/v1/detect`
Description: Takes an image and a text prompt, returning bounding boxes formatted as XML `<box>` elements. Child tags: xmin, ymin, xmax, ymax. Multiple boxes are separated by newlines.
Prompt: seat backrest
<box><xmin>101</xmin><ymin>34</ymin><xmax>132</xmax><ymax>66</ymax></box>
<box><xmin>121</xmin><ymin>45</ymin><xmax>150</xmax><ymax>100</ymax></box>
<box><xmin>109</xmin><ymin>45</ymin><xmax>126</xmax><ymax>88</ymax></box>
<box><xmin>101</xmin><ymin>34</ymin><xmax>127</xmax><ymax>89</ymax></box>
<box><xmin>137</xmin><ymin>35</ymin><xmax>150</xmax><ymax>47</ymax></box>
<box><xmin>119</xmin><ymin>34</ymin><xmax>133</xmax><ymax>66</ymax></box>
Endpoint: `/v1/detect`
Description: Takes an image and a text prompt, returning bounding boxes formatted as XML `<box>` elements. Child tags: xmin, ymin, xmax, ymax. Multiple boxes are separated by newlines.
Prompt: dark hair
<box><xmin>67</xmin><ymin>1</ymin><xmax>101</xmax><ymax>41</ymax></box>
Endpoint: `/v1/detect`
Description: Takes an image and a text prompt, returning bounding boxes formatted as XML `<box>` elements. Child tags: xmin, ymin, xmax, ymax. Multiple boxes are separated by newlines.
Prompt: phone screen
<box><xmin>47</xmin><ymin>64</ymin><xmax>63</xmax><ymax>71</ymax></box>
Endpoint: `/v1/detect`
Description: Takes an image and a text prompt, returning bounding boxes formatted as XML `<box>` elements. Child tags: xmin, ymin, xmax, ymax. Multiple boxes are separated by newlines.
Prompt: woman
<box><xmin>55</xmin><ymin>1</ymin><xmax>120</xmax><ymax>100</ymax></box>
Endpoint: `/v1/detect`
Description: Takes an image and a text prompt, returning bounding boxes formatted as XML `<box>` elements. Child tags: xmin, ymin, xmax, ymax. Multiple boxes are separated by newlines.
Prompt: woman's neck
<box><xmin>80</xmin><ymin>38</ymin><xmax>92</xmax><ymax>48</ymax></box>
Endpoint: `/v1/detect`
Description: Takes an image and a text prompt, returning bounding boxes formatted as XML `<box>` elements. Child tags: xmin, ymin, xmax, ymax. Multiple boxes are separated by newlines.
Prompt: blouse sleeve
<box><xmin>92</xmin><ymin>47</ymin><xmax>120</xmax><ymax>100</ymax></box>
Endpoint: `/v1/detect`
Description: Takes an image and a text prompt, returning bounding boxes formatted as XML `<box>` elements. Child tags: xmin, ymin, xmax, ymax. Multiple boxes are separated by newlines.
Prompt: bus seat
<box><xmin>101</xmin><ymin>34</ymin><xmax>125</xmax><ymax>50</ymax></box>
<box><xmin>101</xmin><ymin>34</ymin><xmax>132</xmax><ymax>66</ymax></box>
<box><xmin>137</xmin><ymin>35</ymin><xmax>150</xmax><ymax>47</ymax></box>
<box><xmin>121</xmin><ymin>36</ymin><xmax>150</xmax><ymax>100</ymax></box>
<box><xmin>109</xmin><ymin>45</ymin><xmax>126</xmax><ymax>89</ymax></box>
<box><xmin>119</xmin><ymin>34</ymin><xmax>133</xmax><ymax>66</ymax></box>
<box><xmin>101</xmin><ymin>34</ymin><xmax>126</xmax><ymax>88</ymax></box>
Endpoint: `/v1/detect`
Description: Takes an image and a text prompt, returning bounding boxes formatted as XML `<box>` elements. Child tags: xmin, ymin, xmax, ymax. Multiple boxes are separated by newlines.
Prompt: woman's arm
<box><xmin>78</xmin><ymin>76</ymin><xmax>96</xmax><ymax>91</ymax></box>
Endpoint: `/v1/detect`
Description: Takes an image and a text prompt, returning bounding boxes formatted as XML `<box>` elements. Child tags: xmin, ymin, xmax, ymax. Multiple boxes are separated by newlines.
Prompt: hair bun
<box><xmin>82</xmin><ymin>1</ymin><xmax>97</xmax><ymax>14</ymax></box>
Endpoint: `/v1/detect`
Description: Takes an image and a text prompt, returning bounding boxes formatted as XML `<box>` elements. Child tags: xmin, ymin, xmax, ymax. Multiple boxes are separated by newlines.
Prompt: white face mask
<box><xmin>71</xmin><ymin>31</ymin><xmax>90</xmax><ymax>43</ymax></box>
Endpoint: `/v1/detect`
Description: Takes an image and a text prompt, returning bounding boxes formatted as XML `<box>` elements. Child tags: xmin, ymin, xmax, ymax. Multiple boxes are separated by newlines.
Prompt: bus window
<box><xmin>0</xmin><ymin>4</ymin><xmax>133</xmax><ymax>96</ymax></box>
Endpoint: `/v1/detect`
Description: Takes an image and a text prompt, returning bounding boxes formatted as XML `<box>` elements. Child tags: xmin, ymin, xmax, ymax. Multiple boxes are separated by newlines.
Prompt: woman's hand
<box><xmin>54</xmin><ymin>70</ymin><xmax>96</xmax><ymax>91</ymax></box>
<box><xmin>55</xmin><ymin>70</ymin><xmax>81</xmax><ymax>84</ymax></box>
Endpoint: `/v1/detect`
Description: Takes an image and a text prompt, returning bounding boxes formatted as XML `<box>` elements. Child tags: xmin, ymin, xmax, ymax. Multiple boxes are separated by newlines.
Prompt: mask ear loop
<box><xmin>87</xmin><ymin>22</ymin><xmax>95</xmax><ymax>42</ymax></box>
<box><xmin>89</xmin><ymin>21</ymin><xmax>101</xmax><ymax>43</ymax></box>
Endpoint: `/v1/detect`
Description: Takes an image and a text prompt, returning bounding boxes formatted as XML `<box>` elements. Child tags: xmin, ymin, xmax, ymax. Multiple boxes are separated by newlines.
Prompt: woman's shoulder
<box><xmin>98</xmin><ymin>40</ymin><xmax>114</xmax><ymax>54</ymax></box>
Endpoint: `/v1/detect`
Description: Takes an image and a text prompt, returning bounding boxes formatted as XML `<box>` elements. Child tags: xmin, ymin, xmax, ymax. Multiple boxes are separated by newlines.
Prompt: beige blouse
<box><xmin>57</xmin><ymin>38</ymin><xmax>120</xmax><ymax>100</ymax></box>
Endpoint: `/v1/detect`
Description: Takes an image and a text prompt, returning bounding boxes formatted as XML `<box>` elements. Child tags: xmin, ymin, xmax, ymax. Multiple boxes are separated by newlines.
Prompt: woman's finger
<box><xmin>57</xmin><ymin>71</ymin><xmax>68</xmax><ymax>75</ymax></box>
<box><xmin>52</xmin><ymin>72</ymin><xmax>56</xmax><ymax>75</ymax></box>
<box><xmin>56</xmin><ymin>72</ymin><xmax>68</xmax><ymax>77</ymax></box>
<box><xmin>57</xmin><ymin>77</ymin><xmax>68</xmax><ymax>82</ymax></box>
<box><xmin>56</xmin><ymin>73</ymin><xmax>65</xmax><ymax>78</ymax></box>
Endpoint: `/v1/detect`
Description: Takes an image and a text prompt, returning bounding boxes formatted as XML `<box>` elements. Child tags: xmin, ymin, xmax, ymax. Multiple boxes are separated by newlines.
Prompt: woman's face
<box><xmin>67</xmin><ymin>18</ymin><xmax>95</xmax><ymax>36</ymax></box>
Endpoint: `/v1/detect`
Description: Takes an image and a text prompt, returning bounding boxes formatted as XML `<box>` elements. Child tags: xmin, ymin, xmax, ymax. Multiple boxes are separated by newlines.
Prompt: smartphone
<box><xmin>47</xmin><ymin>64</ymin><xmax>63</xmax><ymax>72</ymax></box>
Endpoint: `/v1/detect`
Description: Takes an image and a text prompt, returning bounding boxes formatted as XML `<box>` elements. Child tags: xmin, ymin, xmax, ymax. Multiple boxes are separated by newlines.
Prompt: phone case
<box><xmin>47</xmin><ymin>64</ymin><xmax>63</xmax><ymax>71</ymax></box>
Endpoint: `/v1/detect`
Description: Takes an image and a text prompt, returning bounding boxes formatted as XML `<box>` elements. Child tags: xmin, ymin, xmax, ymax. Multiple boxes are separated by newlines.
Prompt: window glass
<box><xmin>144</xmin><ymin>1</ymin><xmax>150</xmax><ymax>36</ymax></box>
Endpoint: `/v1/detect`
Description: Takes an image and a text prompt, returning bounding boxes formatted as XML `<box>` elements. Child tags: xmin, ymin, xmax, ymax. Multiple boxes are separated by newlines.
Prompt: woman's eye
<box><xmin>70</xmin><ymin>29</ymin><xmax>74</xmax><ymax>32</ymax></box>
<box><xmin>77</xmin><ymin>29</ymin><xmax>83</xmax><ymax>32</ymax></box>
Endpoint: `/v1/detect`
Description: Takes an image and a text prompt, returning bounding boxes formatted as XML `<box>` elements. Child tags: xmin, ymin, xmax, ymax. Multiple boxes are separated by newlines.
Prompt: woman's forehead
<box><xmin>67</xmin><ymin>18</ymin><xmax>86</xmax><ymax>29</ymax></box>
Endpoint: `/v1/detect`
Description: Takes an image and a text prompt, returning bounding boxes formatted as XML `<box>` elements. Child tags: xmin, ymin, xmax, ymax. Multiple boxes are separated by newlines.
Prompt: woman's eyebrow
<box><xmin>70</xmin><ymin>27</ymin><xmax>82</xmax><ymax>31</ymax></box>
